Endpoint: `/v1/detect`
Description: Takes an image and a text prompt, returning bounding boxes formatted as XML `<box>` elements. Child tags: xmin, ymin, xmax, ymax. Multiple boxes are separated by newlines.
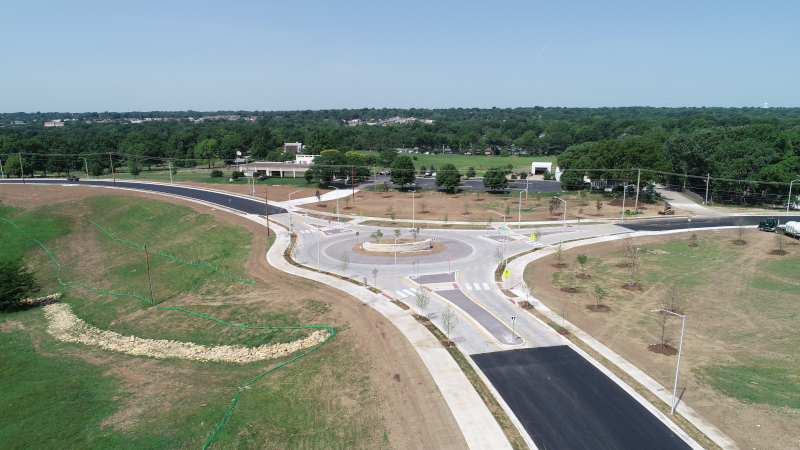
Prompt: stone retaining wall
<box><xmin>362</xmin><ymin>239</ymin><xmax>432</xmax><ymax>253</ymax></box>
<box><xmin>43</xmin><ymin>303</ymin><xmax>328</xmax><ymax>364</ymax></box>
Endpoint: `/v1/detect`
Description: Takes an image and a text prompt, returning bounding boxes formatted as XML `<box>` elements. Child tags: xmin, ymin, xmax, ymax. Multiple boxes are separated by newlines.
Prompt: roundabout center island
<box><xmin>352</xmin><ymin>238</ymin><xmax>446</xmax><ymax>257</ymax></box>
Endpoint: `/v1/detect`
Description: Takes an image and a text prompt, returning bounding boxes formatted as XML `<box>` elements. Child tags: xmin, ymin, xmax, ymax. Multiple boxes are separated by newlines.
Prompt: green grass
<box><xmin>695</xmin><ymin>362</ymin><xmax>800</xmax><ymax>409</ymax></box>
<box><xmin>356</xmin><ymin>150</ymin><xmax>556</xmax><ymax>172</ymax></box>
<box><xmin>0</xmin><ymin>196</ymin><xmax>390</xmax><ymax>449</ymax></box>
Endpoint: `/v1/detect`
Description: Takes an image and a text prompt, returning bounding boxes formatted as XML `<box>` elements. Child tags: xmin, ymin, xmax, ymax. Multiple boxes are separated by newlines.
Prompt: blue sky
<box><xmin>2</xmin><ymin>0</ymin><xmax>798</xmax><ymax>112</ymax></box>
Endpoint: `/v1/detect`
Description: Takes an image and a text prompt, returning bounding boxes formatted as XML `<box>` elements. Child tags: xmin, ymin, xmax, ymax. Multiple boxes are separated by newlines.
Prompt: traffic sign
<box><xmin>511</xmin><ymin>316</ymin><xmax>517</xmax><ymax>323</ymax></box>
<box><xmin>530</xmin><ymin>233</ymin><xmax>535</xmax><ymax>241</ymax></box>
<box><xmin>498</xmin><ymin>226</ymin><xmax>508</xmax><ymax>230</ymax></box>
<box><xmin>503</xmin><ymin>269</ymin><xmax>510</xmax><ymax>278</ymax></box>
<box><xmin>448</xmin><ymin>256</ymin><xmax>451</xmax><ymax>260</ymax></box>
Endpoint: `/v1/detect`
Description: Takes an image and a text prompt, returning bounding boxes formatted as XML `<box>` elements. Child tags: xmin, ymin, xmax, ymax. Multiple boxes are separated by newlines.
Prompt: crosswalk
<box><xmin>464</xmin><ymin>283</ymin><xmax>492</xmax><ymax>291</ymax></box>
<box><xmin>394</xmin><ymin>289</ymin><xmax>417</xmax><ymax>299</ymax></box>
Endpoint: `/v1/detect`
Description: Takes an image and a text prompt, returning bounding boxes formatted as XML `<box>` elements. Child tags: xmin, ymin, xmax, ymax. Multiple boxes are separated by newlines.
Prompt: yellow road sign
<box><xmin>530</xmin><ymin>233</ymin><xmax>535</xmax><ymax>241</ymax></box>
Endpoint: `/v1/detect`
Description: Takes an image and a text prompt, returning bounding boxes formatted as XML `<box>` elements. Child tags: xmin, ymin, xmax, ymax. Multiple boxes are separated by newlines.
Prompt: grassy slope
<box><xmin>0</xmin><ymin>197</ymin><xmax>386</xmax><ymax>449</ymax></box>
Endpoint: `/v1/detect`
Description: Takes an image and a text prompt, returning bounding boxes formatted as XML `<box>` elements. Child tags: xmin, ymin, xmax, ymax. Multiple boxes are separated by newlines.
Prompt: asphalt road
<box><xmin>620</xmin><ymin>214</ymin><xmax>800</xmax><ymax>232</ymax></box>
<box><xmin>0</xmin><ymin>179</ymin><xmax>287</xmax><ymax>215</ymax></box>
<box><xmin>343</xmin><ymin>175</ymin><xmax>562</xmax><ymax>193</ymax></box>
<box><xmin>472</xmin><ymin>346</ymin><xmax>692</xmax><ymax>450</ymax></box>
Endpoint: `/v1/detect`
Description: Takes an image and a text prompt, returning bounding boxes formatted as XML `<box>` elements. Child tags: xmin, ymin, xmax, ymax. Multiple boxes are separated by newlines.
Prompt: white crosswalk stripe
<box><xmin>473</xmin><ymin>283</ymin><xmax>481</xmax><ymax>291</ymax></box>
<box><xmin>482</xmin><ymin>283</ymin><xmax>491</xmax><ymax>290</ymax></box>
<box><xmin>401</xmin><ymin>289</ymin><xmax>415</xmax><ymax>297</ymax></box>
<box><xmin>465</xmin><ymin>283</ymin><xmax>473</xmax><ymax>290</ymax></box>
<box><xmin>396</xmin><ymin>291</ymin><xmax>408</xmax><ymax>299</ymax></box>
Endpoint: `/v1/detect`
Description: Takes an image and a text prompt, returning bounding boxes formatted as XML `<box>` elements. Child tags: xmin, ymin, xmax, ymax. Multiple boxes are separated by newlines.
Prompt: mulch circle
<box><xmin>551</xmin><ymin>263</ymin><xmax>569</xmax><ymax>269</ymax></box>
<box><xmin>731</xmin><ymin>240</ymin><xmax>748</xmax><ymax>245</ymax></box>
<box><xmin>414</xmin><ymin>315</ymin><xmax>430</xmax><ymax>323</ymax></box>
<box><xmin>557</xmin><ymin>328</ymin><xmax>571</xmax><ymax>336</ymax></box>
<box><xmin>647</xmin><ymin>344</ymin><xmax>678</xmax><ymax>356</ymax></box>
<box><xmin>560</xmin><ymin>287</ymin><xmax>581</xmax><ymax>294</ymax></box>
<box><xmin>622</xmin><ymin>284</ymin><xmax>644</xmax><ymax>291</ymax></box>
<box><xmin>769</xmin><ymin>250</ymin><xmax>789</xmax><ymax>255</ymax></box>
<box><xmin>687</xmin><ymin>243</ymin><xmax>699</xmax><ymax>247</ymax></box>
<box><xmin>518</xmin><ymin>301</ymin><xmax>534</xmax><ymax>310</ymax></box>
<box><xmin>441</xmin><ymin>340</ymin><xmax>455</xmax><ymax>348</ymax></box>
<box><xmin>586</xmin><ymin>304</ymin><xmax>612</xmax><ymax>313</ymax></box>
<box><xmin>614</xmin><ymin>262</ymin><xmax>631</xmax><ymax>268</ymax></box>
<box><xmin>576</xmin><ymin>274</ymin><xmax>592</xmax><ymax>279</ymax></box>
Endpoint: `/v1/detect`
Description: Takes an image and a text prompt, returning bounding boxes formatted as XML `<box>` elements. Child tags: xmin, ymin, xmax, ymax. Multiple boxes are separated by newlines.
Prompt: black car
<box><xmin>67</xmin><ymin>175</ymin><xmax>80</xmax><ymax>182</ymax></box>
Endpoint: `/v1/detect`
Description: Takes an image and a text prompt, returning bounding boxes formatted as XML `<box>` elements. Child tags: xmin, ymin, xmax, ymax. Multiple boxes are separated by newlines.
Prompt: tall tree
<box><xmin>390</xmin><ymin>155</ymin><xmax>416</xmax><ymax>186</ymax></box>
<box><xmin>483</xmin><ymin>166</ymin><xmax>509</xmax><ymax>191</ymax></box>
<box><xmin>435</xmin><ymin>163</ymin><xmax>461</xmax><ymax>192</ymax></box>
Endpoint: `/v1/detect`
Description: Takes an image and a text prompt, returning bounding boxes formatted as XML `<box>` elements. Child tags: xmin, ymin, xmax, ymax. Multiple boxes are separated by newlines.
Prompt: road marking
<box><xmin>482</xmin><ymin>283</ymin><xmax>491</xmax><ymax>290</ymax></box>
<box><xmin>396</xmin><ymin>290</ymin><xmax>408</xmax><ymax>299</ymax></box>
<box><xmin>473</xmin><ymin>283</ymin><xmax>481</xmax><ymax>291</ymax></box>
<box><xmin>401</xmin><ymin>289</ymin><xmax>415</xmax><ymax>297</ymax></box>
<box><xmin>465</xmin><ymin>283</ymin><xmax>473</xmax><ymax>290</ymax></box>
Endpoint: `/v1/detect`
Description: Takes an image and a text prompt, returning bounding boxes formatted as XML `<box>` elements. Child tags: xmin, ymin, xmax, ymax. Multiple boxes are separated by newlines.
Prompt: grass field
<box><xmin>525</xmin><ymin>231</ymin><xmax>800</xmax><ymax>449</ymax></box>
<box><xmin>0</xmin><ymin>196</ymin><xmax>391</xmax><ymax>449</ymax></box>
<box><xmin>356</xmin><ymin>150</ymin><xmax>556</xmax><ymax>173</ymax></box>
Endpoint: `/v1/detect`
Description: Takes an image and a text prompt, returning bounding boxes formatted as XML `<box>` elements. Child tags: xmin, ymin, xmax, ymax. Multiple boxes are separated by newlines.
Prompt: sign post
<box><xmin>448</xmin><ymin>256</ymin><xmax>451</xmax><ymax>274</ymax></box>
<box><xmin>372</xmin><ymin>268</ymin><xmax>379</xmax><ymax>290</ymax></box>
<box><xmin>503</xmin><ymin>268</ymin><xmax>510</xmax><ymax>290</ymax></box>
<box><xmin>511</xmin><ymin>316</ymin><xmax>517</xmax><ymax>339</ymax></box>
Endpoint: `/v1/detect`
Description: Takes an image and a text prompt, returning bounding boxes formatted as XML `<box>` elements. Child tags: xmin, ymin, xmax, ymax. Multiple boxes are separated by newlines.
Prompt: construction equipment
<box><xmin>782</xmin><ymin>221</ymin><xmax>800</xmax><ymax>239</ymax></box>
<box><xmin>758</xmin><ymin>217</ymin><xmax>780</xmax><ymax>232</ymax></box>
<box><xmin>657</xmin><ymin>204</ymin><xmax>675</xmax><ymax>215</ymax></box>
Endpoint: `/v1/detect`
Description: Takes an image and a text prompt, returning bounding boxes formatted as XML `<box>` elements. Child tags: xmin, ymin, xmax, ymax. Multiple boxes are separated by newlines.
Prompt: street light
<box><xmin>487</xmin><ymin>210</ymin><xmax>508</xmax><ymax>268</ymax></box>
<box><xmin>394</xmin><ymin>231</ymin><xmax>413</xmax><ymax>300</ymax></box>
<box><xmin>651</xmin><ymin>309</ymin><xmax>686</xmax><ymax>415</ymax></box>
<box><xmin>788</xmin><ymin>179</ymin><xmax>800</xmax><ymax>213</ymax></box>
<box><xmin>288</xmin><ymin>189</ymin><xmax>302</xmax><ymax>231</ymax></box>
<box><xmin>518</xmin><ymin>190</ymin><xmax>523</xmax><ymax>229</ymax></box>
<box><xmin>333</xmin><ymin>186</ymin><xmax>341</xmax><ymax>228</ymax></box>
<box><xmin>552</xmin><ymin>197</ymin><xmax>567</xmax><ymax>244</ymax></box>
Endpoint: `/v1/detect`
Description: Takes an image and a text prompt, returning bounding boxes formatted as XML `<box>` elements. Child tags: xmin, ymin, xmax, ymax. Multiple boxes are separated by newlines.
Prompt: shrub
<box><xmin>231</xmin><ymin>170</ymin><xmax>244</xmax><ymax>180</ymax></box>
<box><xmin>210</xmin><ymin>169</ymin><xmax>224</xmax><ymax>178</ymax></box>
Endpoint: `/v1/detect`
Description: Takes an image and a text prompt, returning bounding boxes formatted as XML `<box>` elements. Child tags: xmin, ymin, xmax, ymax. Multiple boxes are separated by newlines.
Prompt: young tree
<box><xmin>0</xmin><ymin>257</ymin><xmax>41</xmax><ymax>312</ymax></box>
<box><xmin>443</xmin><ymin>213</ymin><xmax>449</xmax><ymax>227</ymax></box>
<box><xmin>414</xmin><ymin>288</ymin><xmax>431</xmax><ymax>317</ymax></box>
<box><xmin>344</xmin><ymin>196</ymin><xmax>350</xmax><ymax>209</ymax></box>
<box><xmin>520</xmin><ymin>281</ymin><xmax>532</xmax><ymax>304</ymax></box>
<box><xmin>410</xmin><ymin>227</ymin><xmax>419</xmax><ymax>239</ymax></box>
<box><xmin>386</xmin><ymin>205</ymin><xmax>393</xmax><ymax>216</ymax></box>
<box><xmin>735</xmin><ymin>217</ymin><xmax>747</xmax><ymax>244</ymax></box>
<box><xmin>579</xmin><ymin>189</ymin><xmax>588</xmax><ymax>205</ymax></box>
<box><xmin>463</xmin><ymin>199</ymin><xmax>469</xmax><ymax>215</ymax></box>
<box><xmin>128</xmin><ymin>160</ymin><xmax>142</xmax><ymax>178</ymax></box>
<box><xmin>549</xmin><ymin>196</ymin><xmax>561</xmax><ymax>216</ymax></box>
<box><xmin>592</xmin><ymin>285</ymin><xmax>608</xmax><ymax>308</ymax></box>
<box><xmin>576</xmin><ymin>254</ymin><xmax>588</xmax><ymax>275</ymax></box>
<box><xmin>441</xmin><ymin>306</ymin><xmax>459</xmax><ymax>344</ymax></box>
<box><xmin>578</xmin><ymin>207</ymin><xmax>585</xmax><ymax>217</ymax></box>
<box><xmin>339</xmin><ymin>251</ymin><xmax>350</xmax><ymax>277</ymax></box>
<box><xmin>370</xmin><ymin>229</ymin><xmax>383</xmax><ymax>243</ymax></box>
<box><xmin>596</xmin><ymin>199</ymin><xmax>604</xmax><ymax>215</ymax></box>
<box><xmin>775</xmin><ymin>233</ymin><xmax>787</xmax><ymax>253</ymax></box>
<box><xmin>435</xmin><ymin>163</ymin><xmax>461</xmax><ymax>193</ymax></box>
<box><xmin>466</xmin><ymin>166</ymin><xmax>476</xmax><ymax>178</ymax></box>
<box><xmin>552</xmin><ymin>242</ymin><xmax>565</xmax><ymax>266</ymax></box>
<box><xmin>568</xmin><ymin>266</ymin><xmax>576</xmax><ymax>291</ymax></box>
<box><xmin>494</xmin><ymin>246</ymin><xmax>505</xmax><ymax>266</ymax></box>
<box><xmin>394</xmin><ymin>229</ymin><xmax>401</xmax><ymax>239</ymax></box>
<box><xmin>504</xmin><ymin>202</ymin><xmax>511</xmax><ymax>216</ymax></box>
<box><xmin>420</xmin><ymin>201</ymin><xmax>427</xmax><ymax>213</ymax></box>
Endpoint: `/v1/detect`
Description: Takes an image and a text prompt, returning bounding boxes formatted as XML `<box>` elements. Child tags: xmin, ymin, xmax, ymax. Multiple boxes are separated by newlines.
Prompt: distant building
<box><xmin>295</xmin><ymin>155</ymin><xmax>316</xmax><ymax>165</ymax></box>
<box><xmin>284</xmin><ymin>142</ymin><xmax>304</xmax><ymax>154</ymax></box>
<box><xmin>44</xmin><ymin>120</ymin><xmax>65</xmax><ymax>127</ymax></box>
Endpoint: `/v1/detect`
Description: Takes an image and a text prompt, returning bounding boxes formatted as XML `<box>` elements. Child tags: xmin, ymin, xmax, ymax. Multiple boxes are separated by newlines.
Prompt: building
<box><xmin>295</xmin><ymin>155</ymin><xmax>316</xmax><ymax>165</ymax></box>
<box><xmin>284</xmin><ymin>142</ymin><xmax>304</xmax><ymax>154</ymax></box>
<box><xmin>236</xmin><ymin>161</ymin><xmax>311</xmax><ymax>178</ymax></box>
<box><xmin>530</xmin><ymin>162</ymin><xmax>553</xmax><ymax>175</ymax></box>
<box><xmin>44</xmin><ymin>120</ymin><xmax>65</xmax><ymax>127</ymax></box>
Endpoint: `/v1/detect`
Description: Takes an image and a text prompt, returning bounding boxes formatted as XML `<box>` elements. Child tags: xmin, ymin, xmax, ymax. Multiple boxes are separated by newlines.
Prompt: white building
<box><xmin>295</xmin><ymin>155</ymin><xmax>316</xmax><ymax>165</ymax></box>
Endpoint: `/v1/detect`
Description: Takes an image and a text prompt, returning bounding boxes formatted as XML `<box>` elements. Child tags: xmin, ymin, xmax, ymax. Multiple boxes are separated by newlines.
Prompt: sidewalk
<box><xmin>657</xmin><ymin>188</ymin><xmax>725</xmax><ymax>216</ymax></box>
<box><xmin>505</xmin><ymin>229</ymin><xmax>739</xmax><ymax>450</ymax></box>
<box><xmin>258</xmin><ymin>215</ymin><xmax>513</xmax><ymax>450</ymax></box>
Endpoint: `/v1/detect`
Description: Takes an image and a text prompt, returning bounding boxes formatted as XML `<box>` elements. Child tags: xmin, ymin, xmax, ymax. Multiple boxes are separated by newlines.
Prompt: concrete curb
<box><xmin>258</xmin><ymin>216</ymin><xmax>513</xmax><ymax>450</ymax></box>
<box><xmin>505</xmin><ymin>228</ymin><xmax>740</xmax><ymax>450</ymax></box>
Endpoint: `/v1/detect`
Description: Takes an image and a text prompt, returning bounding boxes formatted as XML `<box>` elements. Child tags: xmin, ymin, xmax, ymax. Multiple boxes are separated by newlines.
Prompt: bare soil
<box><xmin>525</xmin><ymin>229</ymin><xmax>800</xmax><ymax>449</ymax></box>
<box><xmin>585</xmin><ymin>304</ymin><xmax>612</xmax><ymax>313</ymax></box>
<box><xmin>304</xmin><ymin>189</ymin><xmax>684</xmax><ymax>222</ymax></box>
<box><xmin>0</xmin><ymin>184</ymin><xmax>467</xmax><ymax>449</ymax></box>
<box><xmin>647</xmin><ymin>344</ymin><xmax>678</xmax><ymax>356</ymax></box>
<box><xmin>576</xmin><ymin>274</ymin><xmax>592</xmax><ymax>279</ymax></box>
<box><xmin>560</xmin><ymin>287</ymin><xmax>581</xmax><ymax>293</ymax></box>
<box><xmin>769</xmin><ymin>250</ymin><xmax>789</xmax><ymax>255</ymax></box>
<box><xmin>621</xmin><ymin>284</ymin><xmax>644</xmax><ymax>292</ymax></box>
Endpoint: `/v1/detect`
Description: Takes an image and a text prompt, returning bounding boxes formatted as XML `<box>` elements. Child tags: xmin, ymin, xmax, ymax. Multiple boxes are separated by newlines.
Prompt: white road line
<box><xmin>401</xmin><ymin>289</ymin><xmax>415</xmax><ymax>297</ymax></box>
<box><xmin>396</xmin><ymin>291</ymin><xmax>407</xmax><ymax>299</ymax></box>
<box><xmin>482</xmin><ymin>283</ymin><xmax>491</xmax><ymax>290</ymax></box>
<box><xmin>465</xmin><ymin>283</ymin><xmax>473</xmax><ymax>290</ymax></box>
<box><xmin>473</xmin><ymin>283</ymin><xmax>481</xmax><ymax>291</ymax></box>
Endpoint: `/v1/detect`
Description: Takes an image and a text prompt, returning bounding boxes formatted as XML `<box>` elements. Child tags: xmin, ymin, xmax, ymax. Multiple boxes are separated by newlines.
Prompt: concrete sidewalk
<box><xmin>258</xmin><ymin>215</ymin><xmax>513</xmax><ymax>450</ymax></box>
<box><xmin>505</xmin><ymin>229</ymin><xmax>739</xmax><ymax>450</ymax></box>
<box><xmin>657</xmin><ymin>188</ymin><xmax>724</xmax><ymax>216</ymax></box>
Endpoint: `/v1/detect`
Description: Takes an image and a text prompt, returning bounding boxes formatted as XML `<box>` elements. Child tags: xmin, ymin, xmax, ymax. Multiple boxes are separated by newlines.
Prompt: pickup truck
<box><xmin>67</xmin><ymin>175</ymin><xmax>80</xmax><ymax>182</ymax></box>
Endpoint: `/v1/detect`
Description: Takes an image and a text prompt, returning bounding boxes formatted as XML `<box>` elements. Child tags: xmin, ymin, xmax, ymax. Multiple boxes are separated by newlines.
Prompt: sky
<box><xmin>2</xmin><ymin>0</ymin><xmax>799</xmax><ymax>112</ymax></box>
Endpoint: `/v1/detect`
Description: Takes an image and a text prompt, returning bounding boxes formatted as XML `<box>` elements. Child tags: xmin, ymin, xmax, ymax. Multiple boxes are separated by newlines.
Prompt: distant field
<box><xmin>356</xmin><ymin>150</ymin><xmax>557</xmax><ymax>172</ymax></box>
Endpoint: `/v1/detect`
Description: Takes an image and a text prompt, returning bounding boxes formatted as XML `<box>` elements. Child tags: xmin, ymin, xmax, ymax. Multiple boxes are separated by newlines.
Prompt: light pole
<box><xmin>788</xmin><ymin>179</ymin><xmax>800</xmax><ymax>213</ymax></box>
<box><xmin>487</xmin><ymin>210</ymin><xmax>508</xmax><ymax>267</ymax></box>
<box><xmin>394</xmin><ymin>231</ymin><xmax>412</xmax><ymax>300</ymax></box>
<box><xmin>84</xmin><ymin>158</ymin><xmax>90</xmax><ymax>179</ymax></box>
<box><xmin>288</xmin><ymin>189</ymin><xmax>302</xmax><ymax>231</ymax></box>
<box><xmin>553</xmin><ymin>197</ymin><xmax>567</xmax><ymax>244</ymax></box>
<box><xmin>333</xmin><ymin>186</ymin><xmax>341</xmax><ymax>228</ymax></box>
<box><xmin>518</xmin><ymin>190</ymin><xmax>523</xmax><ymax>229</ymax></box>
<box><xmin>315</xmin><ymin>213</ymin><xmax>334</xmax><ymax>272</ymax></box>
<box><xmin>651</xmin><ymin>309</ymin><xmax>686</xmax><ymax>415</ymax></box>
<box><xmin>412</xmin><ymin>190</ymin><xmax>415</xmax><ymax>229</ymax></box>
<box><xmin>621</xmin><ymin>184</ymin><xmax>629</xmax><ymax>221</ymax></box>
<box><xmin>168</xmin><ymin>161</ymin><xmax>173</xmax><ymax>184</ymax></box>
<box><xmin>687</xmin><ymin>217</ymin><xmax>691</xmax><ymax>232</ymax></box>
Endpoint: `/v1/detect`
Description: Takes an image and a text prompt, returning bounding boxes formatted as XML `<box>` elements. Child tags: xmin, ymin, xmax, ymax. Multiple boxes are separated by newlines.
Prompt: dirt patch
<box><xmin>556</xmin><ymin>328</ymin><xmax>571</xmax><ymax>336</ymax></box>
<box><xmin>560</xmin><ymin>287</ymin><xmax>581</xmax><ymax>293</ymax></box>
<box><xmin>647</xmin><ymin>344</ymin><xmax>678</xmax><ymax>356</ymax></box>
<box><xmin>731</xmin><ymin>240</ymin><xmax>748</xmax><ymax>245</ymax></box>
<box><xmin>576</xmin><ymin>274</ymin><xmax>592</xmax><ymax>279</ymax></box>
<box><xmin>585</xmin><ymin>304</ymin><xmax>612</xmax><ymax>313</ymax></box>
<box><xmin>351</xmin><ymin>240</ymin><xmax>446</xmax><ymax>257</ymax></box>
<box><xmin>414</xmin><ymin>315</ymin><xmax>431</xmax><ymax>324</ymax></box>
<box><xmin>0</xmin><ymin>320</ymin><xmax>26</xmax><ymax>332</ymax></box>
<box><xmin>518</xmin><ymin>301</ymin><xmax>534</xmax><ymax>310</ymax></box>
<box><xmin>769</xmin><ymin>250</ymin><xmax>789</xmax><ymax>255</ymax></box>
<box><xmin>551</xmin><ymin>263</ymin><xmax>569</xmax><ymax>269</ymax></box>
<box><xmin>622</xmin><ymin>284</ymin><xmax>644</xmax><ymax>292</ymax></box>
<box><xmin>441</xmin><ymin>340</ymin><xmax>456</xmax><ymax>348</ymax></box>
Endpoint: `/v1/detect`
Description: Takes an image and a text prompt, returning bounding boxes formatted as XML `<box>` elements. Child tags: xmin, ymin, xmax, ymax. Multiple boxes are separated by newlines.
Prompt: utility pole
<box><xmin>682</xmin><ymin>173</ymin><xmax>686</xmax><ymax>193</ymax></box>
<box><xmin>144</xmin><ymin>245</ymin><xmax>155</xmax><ymax>307</ymax></box>
<box><xmin>84</xmin><ymin>158</ymin><xmax>90</xmax><ymax>179</ymax></box>
<box><xmin>168</xmin><ymin>161</ymin><xmax>173</xmax><ymax>184</ymax></box>
<box><xmin>351</xmin><ymin>165</ymin><xmax>355</xmax><ymax>202</ymax></box>
<box><xmin>633</xmin><ymin>168</ymin><xmax>641</xmax><ymax>214</ymax></box>
<box><xmin>0</xmin><ymin>156</ymin><xmax>5</xmax><ymax>179</ymax></box>
<box><xmin>109</xmin><ymin>153</ymin><xmax>116</xmax><ymax>187</ymax></box>
<box><xmin>704</xmin><ymin>174</ymin><xmax>710</xmax><ymax>205</ymax></box>
<box><xmin>18</xmin><ymin>153</ymin><xmax>25</xmax><ymax>184</ymax></box>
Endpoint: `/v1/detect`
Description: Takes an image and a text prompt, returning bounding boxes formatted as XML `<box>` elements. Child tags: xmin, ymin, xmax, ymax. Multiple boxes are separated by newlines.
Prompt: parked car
<box><xmin>424</xmin><ymin>172</ymin><xmax>431</xmax><ymax>176</ymax></box>
<box><xmin>67</xmin><ymin>175</ymin><xmax>80</xmax><ymax>182</ymax></box>
<box><xmin>431</xmin><ymin>172</ymin><xmax>437</xmax><ymax>177</ymax></box>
